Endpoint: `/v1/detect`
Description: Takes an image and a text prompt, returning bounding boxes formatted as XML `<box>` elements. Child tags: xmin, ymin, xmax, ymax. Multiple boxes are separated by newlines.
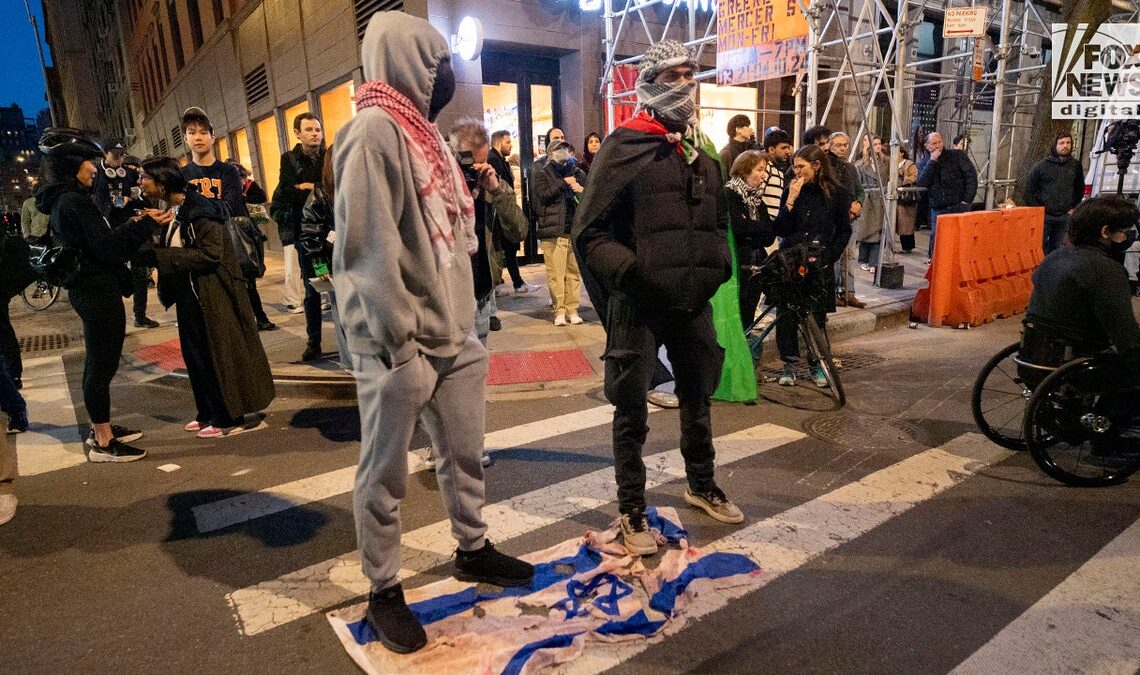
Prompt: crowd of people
<box><xmin>1</xmin><ymin>15</ymin><xmax>1137</xmax><ymax>660</ymax></box>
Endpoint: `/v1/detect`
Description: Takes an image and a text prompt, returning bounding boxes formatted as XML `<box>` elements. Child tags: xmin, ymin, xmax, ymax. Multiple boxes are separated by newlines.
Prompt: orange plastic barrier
<box><xmin>911</xmin><ymin>207</ymin><xmax>1044</xmax><ymax>327</ymax></box>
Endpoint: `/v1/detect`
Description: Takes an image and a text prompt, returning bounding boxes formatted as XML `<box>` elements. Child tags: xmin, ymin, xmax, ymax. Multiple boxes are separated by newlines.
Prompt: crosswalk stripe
<box><xmin>560</xmin><ymin>433</ymin><xmax>1015</xmax><ymax>674</ymax></box>
<box><xmin>224</xmin><ymin>422</ymin><xmax>806</xmax><ymax>636</ymax></box>
<box><xmin>193</xmin><ymin>404</ymin><xmax>642</xmax><ymax>533</ymax></box>
<box><xmin>16</xmin><ymin>354</ymin><xmax>86</xmax><ymax>476</ymax></box>
<box><xmin>950</xmin><ymin>516</ymin><xmax>1140</xmax><ymax>674</ymax></box>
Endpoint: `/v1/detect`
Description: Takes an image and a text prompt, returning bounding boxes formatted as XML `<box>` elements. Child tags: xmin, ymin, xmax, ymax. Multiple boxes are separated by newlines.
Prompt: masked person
<box><xmin>573</xmin><ymin>40</ymin><xmax>744</xmax><ymax>559</ymax></box>
<box><xmin>332</xmin><ymin>12</ymin><xmax>534</xmax><ymax>655</ymax></box>
<box><xmin>532</xmin><ymin>138</ymin><xmax>586</xmax><ymax>325</ymax></box>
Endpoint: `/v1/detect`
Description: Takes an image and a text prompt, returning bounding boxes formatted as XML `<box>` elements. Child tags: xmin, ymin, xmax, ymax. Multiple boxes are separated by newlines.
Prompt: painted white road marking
<box><xmin>194</xmin><ymin>404</ymin><xmax>644</xmax><ymax>533</ymax></box>
<box><xmin>15</xmin><ymin>355</ymin><xmax>86</xmax><ymax>476</ymax></box>
<box><xmin>224</xmin><ymin>423</ymin><xmax>806</xmax><ymax>636</ymax></box>
<box><xmin>563</xmin><ymin>433</ymin><xmax>1015</xmax><ymax>673</ymax></box>
<box><xmin>951</xmin><ymin>516</ymin><xmax>1140</xmax><ymax>675</ymax></box>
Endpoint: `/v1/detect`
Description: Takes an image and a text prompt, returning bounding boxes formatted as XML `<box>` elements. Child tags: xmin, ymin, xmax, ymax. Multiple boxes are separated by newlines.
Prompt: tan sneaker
<box><xmin>620</xmin><ymin>510</ymin><xmax>658</xmax><ymax>556</ymax></box>
<box><xmin>684</xmin><ymin>487</ymin><xmax>744</xmax><ymax>524</ymax></box>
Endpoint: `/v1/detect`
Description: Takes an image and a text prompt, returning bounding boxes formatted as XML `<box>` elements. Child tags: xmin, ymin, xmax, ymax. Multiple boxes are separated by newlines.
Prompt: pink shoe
<box><xmin>196</xmin><ymin>425</ymin><xmax>224</xmax><ymax>439</ymax></box>
<box><xmin>184</xmin><ymin>421</ymin><xmax>202</xmax><ymax>433</ymax></box>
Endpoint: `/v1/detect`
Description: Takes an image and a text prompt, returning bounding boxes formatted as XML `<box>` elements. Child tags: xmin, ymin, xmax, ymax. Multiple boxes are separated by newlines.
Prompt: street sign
<box><xmin>972</xmin><ymin>39</ymin><xmax>985</xmax><ymax>81</ymax></box>
<box><xmin>943</xmin><ymin>7</ymin><xmax>988</xmax><ymax>38</ymax></box>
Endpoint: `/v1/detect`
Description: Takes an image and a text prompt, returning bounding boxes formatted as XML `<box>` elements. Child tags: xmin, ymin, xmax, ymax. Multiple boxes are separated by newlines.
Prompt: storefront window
<box><xmin>699</xmin><ymin>83</ymin><xmax>759</xmax><ymax>153</ymax></box>
<box><xmin>531</xmin><ymin>84</ymin><xmax>554</xmax><ymax>157</ymax></box>
<box><xmin>483</xmin><ymin>82</ymin><xmax>520</xmax><ymax>148</ymax></box>
<box><xmin>319</xmin><ymin>81</ymin><xmax>356</xmax><ymax>144</ymax></box>
<box><xmin>256</xmin><ymin>115</ymin><xmax>282</xmax><ymax>195</ymax></box>
<box><xmin>234</xmin><ymin>128</ymin><xmax>251</xmax><ymax>167</ymax></box>
<box><xmin>216</xmin><ymin>136</ymin><xmax>229</xmax><ymax>162</ymax></box>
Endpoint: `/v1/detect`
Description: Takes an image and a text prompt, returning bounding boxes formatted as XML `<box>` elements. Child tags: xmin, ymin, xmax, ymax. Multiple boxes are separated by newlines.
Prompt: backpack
<box><xmin>27</xmin><ymin>242</ymin><xmax>82</xmax><ymax>289</ymax></box>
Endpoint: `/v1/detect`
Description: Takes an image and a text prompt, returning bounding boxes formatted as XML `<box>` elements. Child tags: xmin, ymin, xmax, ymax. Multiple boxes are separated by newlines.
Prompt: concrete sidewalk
<box><xmin>124</xmin><ymin>237</ymin><xmax>932</xmax><ymax>401</ymax></box>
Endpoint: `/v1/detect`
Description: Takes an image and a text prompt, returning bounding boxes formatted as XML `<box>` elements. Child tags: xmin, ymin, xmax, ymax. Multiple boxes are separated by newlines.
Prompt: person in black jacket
<box><xmin>136</xmin><ymin>158</ymin><xmax>275</xmax><ymax>437</ymax></box>
<box><xmin>718</xmin><ymin>114</ymin><xmax>755</xmax><ymax>174</ymax></box>
<box><xmin>573</xmin><ymin>40</ymin><xmax>743</xmax><ymax>558</ymax></box>
<box><xmin>917</xmin><ymin>131</ymin><xmax>978</xmax><ymax>260</ymax></box>
<box><xmin>34</xmin><ymin>129</ymin><xmax>152</xmax><ymax>463</ymax></box>
<box><xmin>773</xmin><ymin>144</ymin><xmax>854</xmax><ymax>387</ymax></box>
<box><xmin>532</xmin><ymin>139</ymin><xmax>586</xmax><ymax>325</ymax></box>
<box><xmin>277</xmin><ymin>113</ymin><xmax>327</xmax><ymax>360</ymax></box>
<box><xmin>724</xmin><ymin>150</ymin><xmax>776</xmax><ymax>328</ymax></box>
<box><xmin>487</xmin><ymin>129</ymin><xmax>532</xmax><ymax>299</ymax></box>
<box><xmin>1024</xmin><ymin>132</ymin><xmax>1085</xmax><ymax>254</ymax></box>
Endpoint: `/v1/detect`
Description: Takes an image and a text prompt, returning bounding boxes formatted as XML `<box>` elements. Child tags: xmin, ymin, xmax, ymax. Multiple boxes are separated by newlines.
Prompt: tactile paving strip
<box><xmin>132</xmin><ymin>339</ymin><xmax>186</xmax><ymax>372</ymax></box>
<box><xmin>487</xmin><ymin>348</ymin><xmax>596</xmax><ymax>385</ymax></box>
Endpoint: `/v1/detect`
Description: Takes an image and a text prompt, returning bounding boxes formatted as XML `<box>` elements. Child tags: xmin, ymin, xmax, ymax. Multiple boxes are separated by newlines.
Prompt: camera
<box><xmin>457</xmin><ymin>150</ymin><xmax>479</xmax><ymax>191</ymax></box>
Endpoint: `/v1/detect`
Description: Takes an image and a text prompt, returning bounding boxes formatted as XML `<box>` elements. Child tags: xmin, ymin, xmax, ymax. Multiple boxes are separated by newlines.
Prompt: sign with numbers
<box><xmin>717</xmin><ymin>0</ymin><xmax>810</xmax><ymax>85</ymax></box>
<box><xmin>943</xmin><ymin>7</ymin><xmax>988</xmax><ymax>38</ymax></box>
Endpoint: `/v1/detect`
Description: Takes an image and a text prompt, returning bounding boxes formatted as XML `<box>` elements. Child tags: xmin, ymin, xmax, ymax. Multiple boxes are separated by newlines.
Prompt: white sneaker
<box><xmin>284</xmin><ymin>304</ymin><xmax>304</xmax><ymax>314</ymax></box>
<box><xmin>0</xmin><ymin>494</ymin><xmax>16</xmax><ymax>526</ymax></box>
<box><xmin>646</xmin><ymin>390</ymin><xmax>679</xmax><ymax>408</ymax></box>
<box><xmin>553</xmin><ymin>313</ymin><xmax>567</xmax><ymax>326</ymax></box>
<box><xmin>568</xmin><ymin>312</ymin><xmax>583</xmax><ymax>325</ymax></box>
<box><xmin>514</xmin><ymin>283</ymin><xmax>540</xmax><ymax>295</ymax></box>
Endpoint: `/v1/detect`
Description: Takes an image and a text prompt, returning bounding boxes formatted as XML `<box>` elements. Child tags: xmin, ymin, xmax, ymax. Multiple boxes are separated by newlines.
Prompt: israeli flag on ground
<box><xmin>328</xmin><ymin>507</ymin><xmax>762</xmax><ymax>674</ymax></box>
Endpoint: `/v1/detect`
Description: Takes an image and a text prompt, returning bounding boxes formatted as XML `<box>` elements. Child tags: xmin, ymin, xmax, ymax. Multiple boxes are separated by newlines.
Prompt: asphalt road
<box><xmin>1</xmin><ymin>298</ymin><xmax>1139</xmax><ymax>674</ymax></box>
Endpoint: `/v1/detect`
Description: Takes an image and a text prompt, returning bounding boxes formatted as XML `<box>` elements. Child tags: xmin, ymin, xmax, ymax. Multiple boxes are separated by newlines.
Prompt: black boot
<box><xmin>454</xmin><ymin>539</ymin><xmax>535</xmax><ymax>587</ymax></box>
<box><xmin>365</xmin><ymin>584</ymin><xmax>427</xmax><ymax>654</ymax></box>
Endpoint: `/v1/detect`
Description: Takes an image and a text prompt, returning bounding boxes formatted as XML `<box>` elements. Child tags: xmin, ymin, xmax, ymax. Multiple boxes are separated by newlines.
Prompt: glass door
<box><xmin>482</xmin><ymin>51</ymin><xmax>562</xmax><ymax>263</ymax></box>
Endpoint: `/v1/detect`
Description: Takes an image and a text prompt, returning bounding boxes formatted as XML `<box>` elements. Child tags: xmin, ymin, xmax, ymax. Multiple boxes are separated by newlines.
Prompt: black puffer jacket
<box><xmin>35</xmin><ymin>179</ymin><xmax>153</xmax><ymax>291</ymax></box>
<box><xmin>532</xmin><ymin>161</ymin><xmax>586</xmax><ymax>239</ymax></box>
<box><xmin>574</xmin><ymin>129</ymin><xmax>730</xmax><ymax>315</ymax></box>
<box><xmin>774</xmin><ymin>181</ymin><xmax>854</xmax><ymax>265</ymax></box>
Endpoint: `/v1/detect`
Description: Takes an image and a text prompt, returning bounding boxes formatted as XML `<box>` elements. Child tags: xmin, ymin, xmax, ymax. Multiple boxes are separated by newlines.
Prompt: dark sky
<box><xmin>0</xmin><ymin>0</ymin><xmax>51</xmax><ymax>120</ymax></box>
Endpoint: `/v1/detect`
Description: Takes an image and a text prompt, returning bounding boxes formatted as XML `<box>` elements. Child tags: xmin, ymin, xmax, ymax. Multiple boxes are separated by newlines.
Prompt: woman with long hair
<box><xmin>772</xmin><ymin>144</ymin><xmax>854</xmax><ymax>387</ymax></box>
<box><xmin>724</xmin><ymin>150</ymin><xmax>776</xmax><ymax>328</ymax></box>
<box><xmin>136</xmin><ymin>157</ymin><xmax>275</xmax><ymax>438</ymax></box>
<box><xmin>895</xmin><ymin>143</ymin><xmax>919</xmax><ymax>253</ymax></box>
<box><xmin>34</xmin><ymin>129</ymin><xmax>154</xmax><ymax>462</ymax></box>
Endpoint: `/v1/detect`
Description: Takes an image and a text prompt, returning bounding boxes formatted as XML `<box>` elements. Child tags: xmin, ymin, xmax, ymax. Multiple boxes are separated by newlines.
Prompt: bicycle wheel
<box><xmin>800</xmin><ymin>314</ymin><xmax>845</xmax><ymax>406</ymax></box>
<box><xmin>20</xmin><ymin>280</ymin><xmax>60</xmax><ymax>311</ymax></box>
<box><xmin>970</xmin><ymin>342</ymin><xmax>1030</xmax><ymax>451</ymax></box>
<box><xmin>1024</xmin><ymin>358</ymin><xmax>1139</xmax><ymax>487</ymax></box>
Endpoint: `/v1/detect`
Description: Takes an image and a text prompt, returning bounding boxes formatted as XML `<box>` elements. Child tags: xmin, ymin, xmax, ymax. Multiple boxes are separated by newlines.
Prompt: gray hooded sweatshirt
<box><xmin>332</xmin><ymin>13</ymin><xmax>476</xmax><ymax>365</ymax></box>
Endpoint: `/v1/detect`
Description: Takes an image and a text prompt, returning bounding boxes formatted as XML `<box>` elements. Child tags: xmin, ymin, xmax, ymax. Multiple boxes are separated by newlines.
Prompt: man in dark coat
<box><xmin>918</xmin><ymin>131</ymin><xmax>978</xmax><ymax>260</ymax></box>
<box><xmin>1024</xmin><ymin>132</ymin><xmax>1085</xmax><ymax>254</ymax></box>
<box><xmin>573</xmin><ymin>39</ymin><xmax>744</xmax><ymax>559</ymax></box>
<box><xmin>718</xmin><ymin>114</ymin><xmax>755</xmax><ymax>173</ymax></box>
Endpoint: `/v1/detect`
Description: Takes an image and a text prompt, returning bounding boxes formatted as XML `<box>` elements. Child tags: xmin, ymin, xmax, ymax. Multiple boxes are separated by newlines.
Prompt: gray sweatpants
<box><xmin>351</xmin><ymin>333</ymin><xmax>490</xmax><ymax>591</ymax></box>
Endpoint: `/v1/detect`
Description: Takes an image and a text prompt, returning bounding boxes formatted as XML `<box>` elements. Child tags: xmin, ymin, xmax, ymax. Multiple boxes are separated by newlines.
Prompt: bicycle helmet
<box><xmin>38</xmin><ymin>128</ymin><xmax>103</xmax><ymax>160</ymax></box>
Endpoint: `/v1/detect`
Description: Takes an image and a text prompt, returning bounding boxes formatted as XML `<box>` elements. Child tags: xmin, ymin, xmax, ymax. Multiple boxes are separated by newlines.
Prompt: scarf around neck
<box><xmin>726</xmin><ymin>176</ymin><xmax>765</xmax><ymax>220</ymax></box>
<box><xmin>620</xmin><ymin>111</ymin><xmax>716</xmax><ymax>166</ymax></box>
<box><xmin>355</xmin><ymin>80</ymin><xmax>476</xmax><ymax>266</ymax></box>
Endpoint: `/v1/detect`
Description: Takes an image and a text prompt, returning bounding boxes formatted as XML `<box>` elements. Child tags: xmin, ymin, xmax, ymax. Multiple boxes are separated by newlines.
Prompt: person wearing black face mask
<box><xmin>533</xmin><ymin>138</ymin><xmax>586</xmax><ymax>325</ymax></box>
<box><xmin>1022</xmin><ymin>194</ymin><xmax>1140</xmax><ymax>382</ymax></box>
<box><xmin>331</xmin><ymin>12</ymin><xmax>534</xmax><ymax>655</ymax></box>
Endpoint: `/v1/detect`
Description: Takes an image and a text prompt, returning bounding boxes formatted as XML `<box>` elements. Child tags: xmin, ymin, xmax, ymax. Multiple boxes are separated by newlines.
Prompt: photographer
<box><xmin>449</xmin><ymin>121</ymin><xmax>527</xmax><ymax>344</ymax></box>
<box><xmin>773</xmin><ymin>145</ymin><xmax>854</xmax><ymax>387</ymax></box>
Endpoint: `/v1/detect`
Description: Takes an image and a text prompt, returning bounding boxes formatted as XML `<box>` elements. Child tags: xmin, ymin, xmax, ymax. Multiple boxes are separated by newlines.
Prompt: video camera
<box><xmin>1100</xmin><ymin>119</ymin><xmax>1140</xmax><ymax>157</ymax></box>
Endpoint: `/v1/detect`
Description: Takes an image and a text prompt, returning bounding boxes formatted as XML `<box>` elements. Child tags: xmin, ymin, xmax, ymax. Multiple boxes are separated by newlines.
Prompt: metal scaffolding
<box><xmin>599</xmin><ymin>0</ymin><xmax>1139</xmax><ymax>286</ymax></box>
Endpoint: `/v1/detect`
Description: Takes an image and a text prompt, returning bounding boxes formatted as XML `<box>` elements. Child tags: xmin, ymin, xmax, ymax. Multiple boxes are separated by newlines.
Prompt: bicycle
<box><xmin>974</xmin><ymin>341</ymin><xmax>1140</xmax><ymax>486</ymax></box>
<box><xmin>20</xmin><ymin>278</ymin><xmax>60</xmax><ymax>311</ymax></box>
<box><xmin>744</xmin><ymin>242</ymin><xmax>845</xmax><ymax>406</ymax></box>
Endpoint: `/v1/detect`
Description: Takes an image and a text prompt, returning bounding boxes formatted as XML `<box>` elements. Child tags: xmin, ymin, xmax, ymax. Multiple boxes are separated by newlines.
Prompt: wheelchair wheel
<box><xmin>971</xmin><ymin>342</ymin><xmax>1030</xmax><ymax>451</ymax></box>
<box><xmin>20</xmin><ymin>280</ymin><xmax>60</xmax><ymax>311</ymax></box>
<box><xmin>1024</xmin><ymin>358</ymin><xmax>1140</xmax><ymax>487</ymax></box>
<box><xmin>801</xmin><ymin>314</ymin><xmax>845</xmax><ymax>407</ymax></box>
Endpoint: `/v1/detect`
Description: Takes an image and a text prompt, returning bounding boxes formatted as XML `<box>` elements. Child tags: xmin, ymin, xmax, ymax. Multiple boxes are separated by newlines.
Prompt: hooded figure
<box><xmin>1024</xmin><ymin>132</ymin><xmax>1085</xmax><ymax>255</ymax></box>
<box><xmin>571</xmin><ymin>40</ymin><xmax>747</xmax><ymax>561</ymax></box>
<box><xmin>331</xmin><ymin>12</ymin><xmax>533</xmax><ymax>655</ymax></box>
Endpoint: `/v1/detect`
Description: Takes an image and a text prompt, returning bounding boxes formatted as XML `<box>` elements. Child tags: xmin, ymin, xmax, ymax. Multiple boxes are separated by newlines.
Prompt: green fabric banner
<box><xmin>690</xmin><ymin>128</ymin><xmax>757</xmax><ymax>403</ymax></box>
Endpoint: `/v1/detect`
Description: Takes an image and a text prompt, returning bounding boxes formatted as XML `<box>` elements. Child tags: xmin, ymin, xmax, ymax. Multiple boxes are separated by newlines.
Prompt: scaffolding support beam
<box><xmin>985</xmin><ymin>0</ymin><xmax>1013</xmax><ymax>210</ymax></box>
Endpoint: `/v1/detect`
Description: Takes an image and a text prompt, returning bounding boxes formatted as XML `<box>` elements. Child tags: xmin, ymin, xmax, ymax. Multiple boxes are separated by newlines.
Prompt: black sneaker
<box><xmin>7</xmin><ymin>412</ymin><xmax>28</xmax><ymax>433</ymax></box>
<box><xmin>489</xmin><ymin>316</ymin><xmax>502</xmax><ymax>331</ymax></box>
<box><xmin>256</xmin><ymin>319</ymin><xmax>277</xmax><ymax>331</ymax></box>
<box><xmin>110</xmin><ymin>425</ymin><xmax>143</xmax><ymax>443</ymax></box>
<box><xmin>365</xmin><ymin>584</ymin><xmax>427</xmax><ymax>654</ymax></box>
<box><xmin>454</xmin><ymin>539</ymin><xmax>535</xmax><ymax>588</ymax></box>
<box><xmin>85</xmin><ymin>436</ymin><xmax>146</xmax><ymax>463</ymax></box>
<box><xmin>301</xmin><ymin>343</ymin><xmax>322</xmax><ymax>361</ymax></box>
<box><xmin>134</xmin><ymin>316</ymin><xmax>160</xmax><ymax>329</ymax></box>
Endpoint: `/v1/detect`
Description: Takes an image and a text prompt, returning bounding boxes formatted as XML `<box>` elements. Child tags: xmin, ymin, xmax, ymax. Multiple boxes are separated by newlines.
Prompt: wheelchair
<box><xmin>973</xmin><ymin>335</ymin><xmax>1140</xmax><ymax>487</ymax></box>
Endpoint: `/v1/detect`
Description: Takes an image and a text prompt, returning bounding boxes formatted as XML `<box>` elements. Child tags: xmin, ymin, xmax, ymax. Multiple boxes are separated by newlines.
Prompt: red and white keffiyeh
<box><xmin>355</xmin><ymin>80</ymin><xmax>477</xmax><ymax>266</ymax></box>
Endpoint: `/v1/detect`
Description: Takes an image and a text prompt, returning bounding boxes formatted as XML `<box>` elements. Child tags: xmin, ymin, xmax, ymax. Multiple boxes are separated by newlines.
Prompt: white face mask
<box><xmin>550</xmin><ymin>149</ymin><xmax>570</xmax><ymax>164</ymax></box>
